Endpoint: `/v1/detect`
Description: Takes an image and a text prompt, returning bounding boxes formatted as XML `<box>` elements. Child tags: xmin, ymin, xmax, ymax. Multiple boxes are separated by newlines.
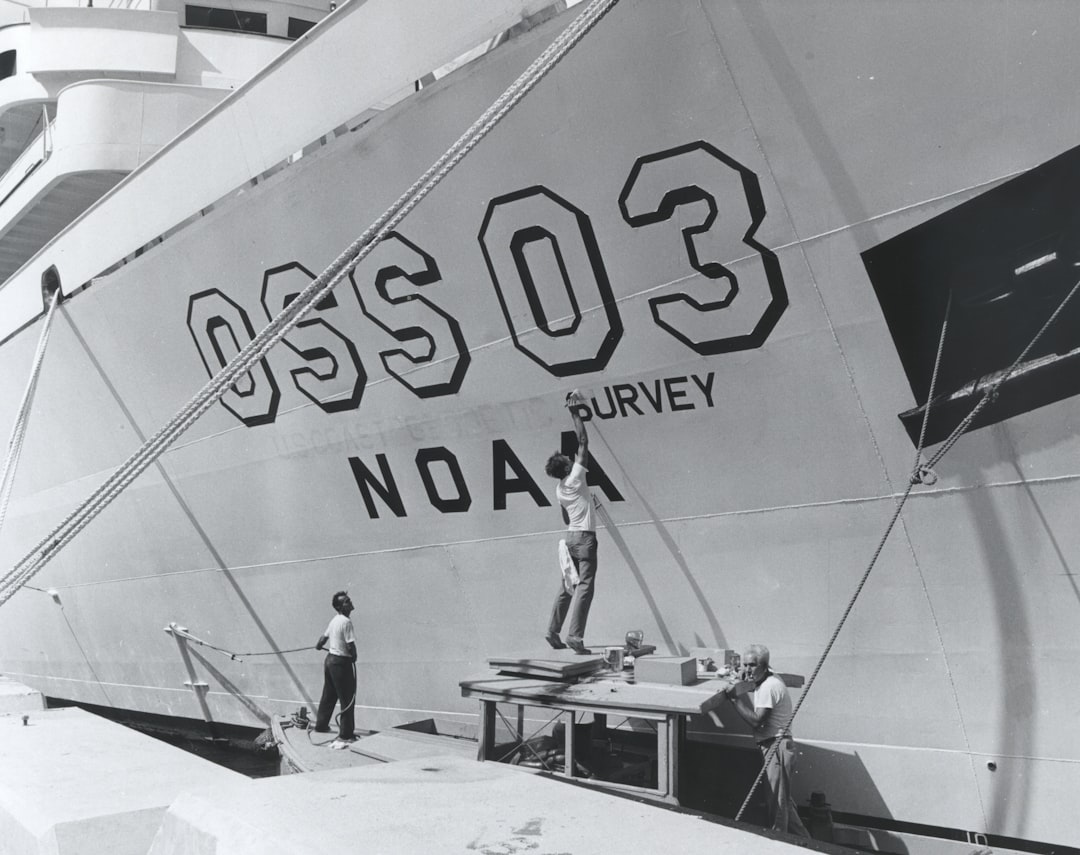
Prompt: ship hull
<box><xmin>1</xmin><ymin>1</ymin><xmax>1078</xmax><ymax>849</ymax></box>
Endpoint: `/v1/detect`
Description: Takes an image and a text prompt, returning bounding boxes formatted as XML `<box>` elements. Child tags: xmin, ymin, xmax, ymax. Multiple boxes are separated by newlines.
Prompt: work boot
<box><xmin>545</xmin><ymin>633</ymin><xmax>567</xmax><ymax>649</ymax></box>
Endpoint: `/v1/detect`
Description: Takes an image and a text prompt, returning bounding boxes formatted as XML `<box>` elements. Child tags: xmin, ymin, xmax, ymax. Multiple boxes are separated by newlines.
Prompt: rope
<box><xmin>173</xmin><ymin>623</ymin><xmax>357</xmax><ymax>733</ymax></box>
<box><xmin>336</xmin><ymin>659</ymin><xmax>358</xmax><ymax>727</ymax></box>
<box><xmin>167</xmin><ymin>624</ymin><xmax>313</xmax><ymax>661</ymax></box>
<box><xmin>735</xmin><ymin>276</ymin><xmax>1080</xmax><ymax>824</ymax></box>
<box><xmin>0</xmin><ymin>289</ymin><xmax>61</xmax><ymax>539</ymax></box>
<box><xmin>0</xmin><ymin>0</ymin><xmax>622</xmax><ymax>609</ymax></box>
<box><xmin>910</xmin><ymin>291</ymin><xmax>952</xmax><ymax>486</ymax></box>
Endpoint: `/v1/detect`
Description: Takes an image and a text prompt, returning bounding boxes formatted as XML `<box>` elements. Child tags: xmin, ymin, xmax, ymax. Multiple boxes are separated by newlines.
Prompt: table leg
<box><xmin>669</xmin><ymin>715</ymin><xmax>683</xmax><ymax>804</ymax></box>
<box><xmin>656</xmin><ymin>718</ymin><xmax>669</xmax><ymax>796</ymax></box>
<box><xmin>565</xmin><ymin>710</ymin><xmax>576</xmax><ymax>779</ymax></box>
<box><xmin>478</xmin><ymin>700</ymin><xmax>496</xmax><ymax>761</ymax></box>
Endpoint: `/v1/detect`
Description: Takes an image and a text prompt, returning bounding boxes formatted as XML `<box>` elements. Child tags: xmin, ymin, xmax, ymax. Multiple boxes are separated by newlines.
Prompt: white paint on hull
<box><xmin>0</xmin><ymin>0</ymin><xmax>1078</xmax><ymax>848</ymax></box>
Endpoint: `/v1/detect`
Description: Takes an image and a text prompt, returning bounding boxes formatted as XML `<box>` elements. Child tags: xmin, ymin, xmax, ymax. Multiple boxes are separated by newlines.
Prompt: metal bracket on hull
<box><xmin>165</xmin><ymin>622</ymin><xmax>219</xmax><ymax>739</ymax></box>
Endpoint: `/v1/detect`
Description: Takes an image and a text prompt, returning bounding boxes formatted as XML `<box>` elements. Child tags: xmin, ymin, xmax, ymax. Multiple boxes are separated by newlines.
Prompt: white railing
<box><xmin>0</xmin><ymin>80</ymin><xmax>226</xmax><ymax>264</ymax></box>
<box><xmin>0</xmin><ymin>109</ymin><xmax>51</xmax><ymax>211</ymax></box>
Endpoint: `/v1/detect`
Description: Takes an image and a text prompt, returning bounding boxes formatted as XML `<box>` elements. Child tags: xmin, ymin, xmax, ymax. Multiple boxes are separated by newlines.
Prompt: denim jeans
<box><xmin>547</xmin><ymin>530</ymin><xmax>598</xmax><ymax>643</ymax></box>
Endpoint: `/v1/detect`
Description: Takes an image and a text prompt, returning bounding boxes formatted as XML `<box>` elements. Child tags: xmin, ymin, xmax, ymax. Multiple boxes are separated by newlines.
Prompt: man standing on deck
<box><xmin>543</xmin><ymin>390</ymin><xmax>597</xmax><ymax>655</ymax></box>
<box><xmin>726</xmin><ymin>644</ymin><xmax>811</xmax><ymax>838</ymax></box>
<box><xmin>314</xmin><ymin>591</ymin><xmax>357</xmax><ymax>748</ymax></box>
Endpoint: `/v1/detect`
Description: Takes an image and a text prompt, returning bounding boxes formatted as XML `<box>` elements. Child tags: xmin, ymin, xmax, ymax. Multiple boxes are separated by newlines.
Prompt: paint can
<box><xmin>604</xmin><ymin>646</ymin><xmax>625</xmax><ymax>671</ymax></box>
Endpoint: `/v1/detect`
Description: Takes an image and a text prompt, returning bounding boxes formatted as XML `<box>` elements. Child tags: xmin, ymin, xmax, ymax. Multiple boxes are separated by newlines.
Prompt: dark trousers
<box><xmin>547</xmin><ymin>530</ymin><xmax>598</xmax><ymax>644</ymax></box>
<box><xmin>316</xmin><ymin>653</ymin><xmax>355</xmax><ymax>739</ymax></box>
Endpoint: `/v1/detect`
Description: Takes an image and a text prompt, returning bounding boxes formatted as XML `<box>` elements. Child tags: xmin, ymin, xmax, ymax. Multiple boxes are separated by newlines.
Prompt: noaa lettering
<box><xmin>347</xmin><ymin>435</ymin><xmax>626</xmax><ymax>520</ymax></box>
<box><xmin>557</xmin><ymin>430</ymin><xmax>624</xmax><ymax>503</ymax></box>
<box><xmin>415</xmin><ymin>446</ymin><xmax>472</xmax><ymax>513</ymax></box>
<box><xmin>348</xmin><ymin>453</ymin><xmax>406</xmax><ymax>519</ymax></box>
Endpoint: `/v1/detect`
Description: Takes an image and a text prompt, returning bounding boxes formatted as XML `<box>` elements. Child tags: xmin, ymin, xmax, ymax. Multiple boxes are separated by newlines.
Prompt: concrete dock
<box><xmin>0</xmin><ymin>704</ymin><xmax>244</xmax><ymax>855</ymax></box>
<box><xmin>0</xmin><ymin>675</ymin><xmax>45</xmax><ymax>714</ymax></box>
<box><xmin>148</xmin><ymin>755</ymin><xmax>810</xmax><ymax>855</ymax></box>
<box><xmin>0</xmin><ymin>678</ymin><xmax>817</xmax><ymax>854</ymax></box>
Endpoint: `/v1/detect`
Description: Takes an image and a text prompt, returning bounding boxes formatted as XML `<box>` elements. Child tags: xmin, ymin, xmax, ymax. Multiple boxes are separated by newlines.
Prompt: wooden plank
<box><xmin>350</xmin><ymin>731</ymin><xmax>477</xmax><ymax>762</ymax></box>
<box><xmin>487</xmin><ymin>651</ymin><xmax>605</xmax><ymax>679</ymax></box>
<box><xmin>495</xmin><ymin>664</ymin><xmax>598</xmax><ymax>679</ymax></box>
<box><xmin>271</xmin><ymin>716</ymin><xmax>384</xmax><ymax>774</ymax></box>
<box><xmin>460</xmin><ymin>675</ymin><xmax>730</xmax><ymax>715</ymax></box>
<box><xmin>488</xmin><ymin>650</ymin><xmax>605</xmax><ymax>663</ymax></box>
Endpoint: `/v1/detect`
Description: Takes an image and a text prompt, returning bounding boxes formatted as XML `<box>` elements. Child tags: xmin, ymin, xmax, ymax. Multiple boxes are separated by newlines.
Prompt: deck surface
<box><xmin>274</xmin><ymin>718</ymin><xmax>477</xmax><ymax>773</ymax></box>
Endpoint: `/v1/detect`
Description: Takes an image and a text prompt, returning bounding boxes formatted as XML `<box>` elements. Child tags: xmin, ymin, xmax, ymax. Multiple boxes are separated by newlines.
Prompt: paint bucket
<box><xmin>604</xmin><ymin>646</ymin><xmax>625</xmax><ymax>671</ymax></box>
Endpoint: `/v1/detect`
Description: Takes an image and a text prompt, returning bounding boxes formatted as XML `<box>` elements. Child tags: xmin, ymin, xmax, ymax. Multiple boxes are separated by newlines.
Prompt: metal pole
<box><xmin>165</xmin><ymin>622</ymin><xmax>219</xmax><ymax>740</ymax></box>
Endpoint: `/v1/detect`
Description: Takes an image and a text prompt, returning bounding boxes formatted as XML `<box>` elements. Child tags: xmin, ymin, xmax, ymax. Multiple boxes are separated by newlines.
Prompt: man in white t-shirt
<box><xmin>314</xmin><ymin>590</ymin><xmax>357</xmax><ymax>746</ymax></box>
<box><xmin>726</xmin><ymin>644</ymin><xmax>811</xmax><ymax>838</ymax></box>
<box><xmin>543</xmin><ymin>390</ymin><xmax>598</xmax><ymax>654</ymax></box>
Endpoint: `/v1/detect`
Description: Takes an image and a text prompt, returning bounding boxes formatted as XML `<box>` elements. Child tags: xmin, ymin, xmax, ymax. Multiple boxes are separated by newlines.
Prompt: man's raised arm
<box><xmin>566</xmin><ymin>390</ymin><xmax>589</xmax><ymax>464</ymax></box>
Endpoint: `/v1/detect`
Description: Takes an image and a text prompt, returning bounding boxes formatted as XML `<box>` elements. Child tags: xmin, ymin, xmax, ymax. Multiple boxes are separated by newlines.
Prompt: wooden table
<box><xmin>460</xmin><ymin>673</ymin><xmax>731</xmax><ymax>805</ymax></box>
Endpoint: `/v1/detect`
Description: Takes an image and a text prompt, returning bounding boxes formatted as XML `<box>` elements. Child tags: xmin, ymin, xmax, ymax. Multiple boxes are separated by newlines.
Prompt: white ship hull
<box><xmin>0</xmin><ymin>1</ymin><xmax>1077</xmax><ymax>850</ymax></box>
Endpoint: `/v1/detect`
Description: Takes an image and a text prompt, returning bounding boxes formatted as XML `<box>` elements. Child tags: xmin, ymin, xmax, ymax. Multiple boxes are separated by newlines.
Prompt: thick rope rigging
<box><xmin>0</xmin><ymin>289</ymin><xmax>61</xmax><ymax>539</ymax></box>
<box><xmin>5</xmin><ymin>5</ymin><xmax>1073</xmax><ymax>833</ymax></box>
<box><xmin>735</xmin><ymin>276</ymin><xmax>1080</xmax><ymax>823</ymax></box>
<box><xmin>909</xmin><ymin>290</ymin><xmax>952</xmax><ymax>486</ymax></box>
<box><xmin>167</xmin><ymin>624</ymin><xmax>312</xmax><ymax>661</ymax></box>
<box><xmin>0</xmin><ymin>0</ymin><xmax>622</xmax><ymax>609</ymax></box>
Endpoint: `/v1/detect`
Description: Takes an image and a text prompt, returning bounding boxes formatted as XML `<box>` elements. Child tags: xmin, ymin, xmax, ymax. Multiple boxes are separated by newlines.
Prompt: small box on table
<box><xmin>633</xmin><ymin>655</ymin><xmax>696</xmax><ymax>686</ymax></box>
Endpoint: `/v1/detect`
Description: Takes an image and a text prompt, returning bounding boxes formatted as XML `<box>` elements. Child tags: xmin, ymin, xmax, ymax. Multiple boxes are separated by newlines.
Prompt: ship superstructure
<box><xmin>0</xmin><ymin>0</ymin><xmax>336</xmax><ymax>312</ymax></box>
<box><xmin>0</xmin><ymin>2</ymin><xmax>1077</xmax><ymax>853</ymax></box>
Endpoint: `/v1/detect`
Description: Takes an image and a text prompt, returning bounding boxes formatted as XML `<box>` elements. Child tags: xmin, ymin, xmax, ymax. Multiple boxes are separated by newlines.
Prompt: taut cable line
<box><xmin>735</xmin><ymin>276</ymin><xmax>1080</xmax><ymax>824</ymax></box>
<box><xmin>166</xmin><ymin>624</ymin><xmax>312</xmax><ymax>661</ymax></box>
